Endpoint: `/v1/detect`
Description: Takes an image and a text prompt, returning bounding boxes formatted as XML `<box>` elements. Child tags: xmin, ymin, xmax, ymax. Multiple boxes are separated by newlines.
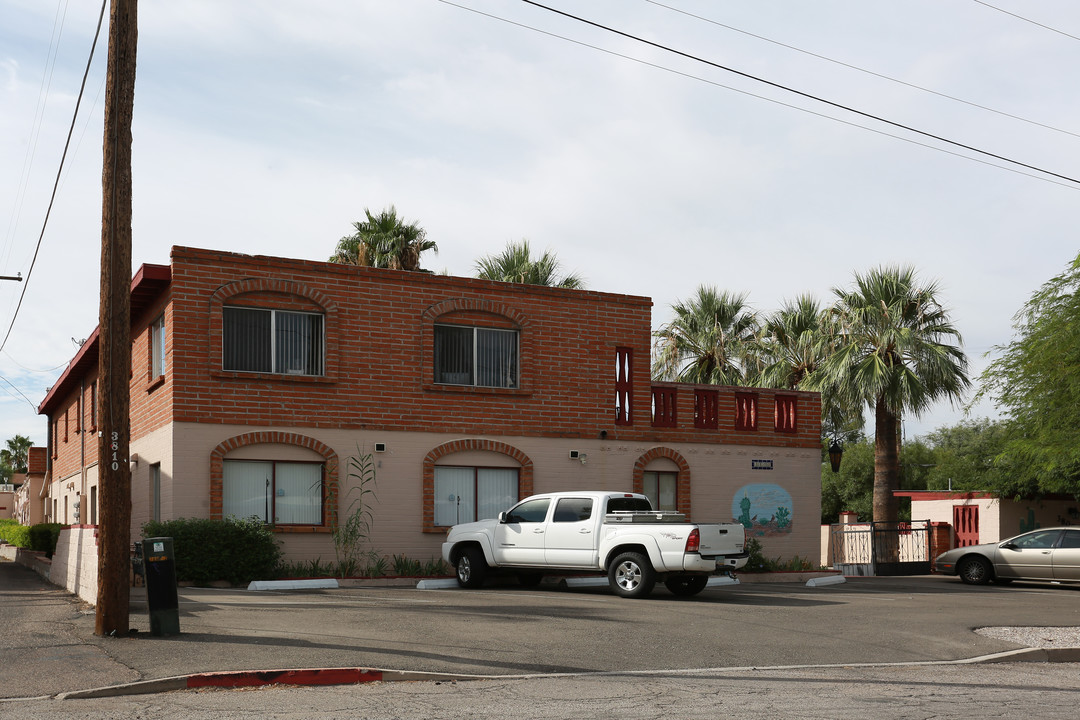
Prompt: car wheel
<box><xmin>608</xmin><ymin>552</ymin><xmax>656</xmax><ymax>599</ymax></box>
<box><xmin>455</xmin><ymin>547</ymin><xmax>488</xmax><ymax>589</ymax></box>
<box><xmin>664</xmin><ymin>575</ymin><xmax>709</xmax><ymax>597</ymax></box>
<box><xmin>958</xmin><ymin>556</ymin><xmax>992</xmax><ymax>585</ymax></box>
<box><xmin>517</xmin><ymin>571</ymin><xmax>543</xmax><ymax>588</ymax></box>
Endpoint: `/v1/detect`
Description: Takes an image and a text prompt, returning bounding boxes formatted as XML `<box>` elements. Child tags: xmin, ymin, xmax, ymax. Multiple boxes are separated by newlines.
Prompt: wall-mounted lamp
<box><xmin>129</xmin><ymin>453</ymin><xmax>139</xmax><ymax>469</ymax></box>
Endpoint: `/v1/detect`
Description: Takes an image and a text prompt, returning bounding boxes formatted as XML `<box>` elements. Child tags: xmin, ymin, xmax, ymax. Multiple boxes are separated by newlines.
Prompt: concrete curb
<box><xmin>54</xmin><ymin>646</ymin><xmax>1080</xmax><ymax>700</ymax></box>
<box><xmin>247</xmin><ymin>579</ymin><xmax>339</xmax><ymax>591</ymax></box>
<box><xmin>56</xmin><ymin>667</ymin><xmax>489</xmax><ymax>699</ymax></box>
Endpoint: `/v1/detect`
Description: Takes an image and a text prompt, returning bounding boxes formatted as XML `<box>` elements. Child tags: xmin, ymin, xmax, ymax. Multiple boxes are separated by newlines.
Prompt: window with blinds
<box><xmin>223</xmin><ymin>306</ymin><xmax>324</xmax><ymax>376</ymax></box>
<box><xmin>434</xmin><ymin>324</ymin><xmax>518</xmax><ymax>388</ymax></box>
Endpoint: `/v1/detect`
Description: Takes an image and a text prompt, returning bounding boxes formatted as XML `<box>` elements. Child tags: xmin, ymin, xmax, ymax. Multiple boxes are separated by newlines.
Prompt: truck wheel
<box><xmin>456</xmin><ymin>547</ymin><xmax>487</xmax><ymax>589</ymax></box>
<box><xmin>664</xmin><ymin>575</ymin><xmax>709</xmax><ymax>597</ymax></box>
<box><xmin>609</xmin><ymin>552</ymin><xmax>656</xmax><ymax>599</ymax></box>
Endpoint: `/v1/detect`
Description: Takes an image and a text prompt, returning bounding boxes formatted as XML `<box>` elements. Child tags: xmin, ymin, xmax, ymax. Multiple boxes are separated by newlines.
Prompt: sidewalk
<box><xmin>1</xmin><ymin>559</ymin><xmax>468</xmax><ymax>700</ymax></box>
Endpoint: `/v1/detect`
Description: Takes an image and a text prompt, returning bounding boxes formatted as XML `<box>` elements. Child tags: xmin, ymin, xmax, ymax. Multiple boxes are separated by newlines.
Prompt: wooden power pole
<box><xmin>95</xmin><ymin>0</ymin><xmax>137</xmax><ymax>636</ymax></box>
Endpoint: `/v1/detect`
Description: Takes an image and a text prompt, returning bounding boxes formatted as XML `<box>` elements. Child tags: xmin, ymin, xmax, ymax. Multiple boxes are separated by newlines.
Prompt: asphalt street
<box><xmin>2</xmin><ymin>557</ymin><xmax>1080</xmax><ymax>716</ymax></box>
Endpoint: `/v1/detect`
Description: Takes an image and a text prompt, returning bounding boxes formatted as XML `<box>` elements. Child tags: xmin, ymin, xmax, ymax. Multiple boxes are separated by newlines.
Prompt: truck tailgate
<box><xmin>696</xmin><ymin>523</ymin><xmax>740</xmax><ymax>556</ymax></box>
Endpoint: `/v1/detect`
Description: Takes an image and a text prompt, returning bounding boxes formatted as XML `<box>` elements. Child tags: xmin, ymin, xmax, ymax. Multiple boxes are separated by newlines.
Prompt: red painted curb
<box><xmin>187</xmin><ymin>668</ymin><xmax>384</xmax><ymax>688</ymax></box>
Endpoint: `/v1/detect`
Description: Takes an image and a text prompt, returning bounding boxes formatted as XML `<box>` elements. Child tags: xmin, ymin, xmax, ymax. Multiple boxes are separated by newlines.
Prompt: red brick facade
<box><xmin>38</xmin><ymin>247</ymin><xmax>822</xmax><ymax>562</ymax></box>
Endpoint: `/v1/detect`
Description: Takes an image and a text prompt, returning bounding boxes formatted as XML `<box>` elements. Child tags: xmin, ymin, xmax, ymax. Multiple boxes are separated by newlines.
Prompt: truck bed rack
<box><xmin>604</xmin><ymin>511</ymin><xmax>687</xmax><ymax>524</ymax></box>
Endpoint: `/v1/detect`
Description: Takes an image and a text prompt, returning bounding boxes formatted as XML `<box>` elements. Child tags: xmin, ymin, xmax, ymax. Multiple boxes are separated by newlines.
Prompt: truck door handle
<box><xmin>533</xmin><ymin>528</ymin><xmax>545</xmax><ymax>534</ymax></box>
<box><xmin>579</xmin><ymin>528</ymin><xmax>592</xmax><ymax>534</ymax></box>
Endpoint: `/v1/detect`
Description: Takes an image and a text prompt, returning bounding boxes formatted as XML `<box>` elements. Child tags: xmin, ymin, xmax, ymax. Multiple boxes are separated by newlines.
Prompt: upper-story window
<box><xmin>150</xmin><ymin>314</ymin><xmax>166</xmax><ymax>378</ymax></box>
<box><xmin>223</xmin><ymin>306</ymin><xmax>324</xmax><ymax>376</ymax></box>
<box><xmin>434</xmin><ymin>324</ymin><xmax>518</xmax><ymax>388</ymax></box>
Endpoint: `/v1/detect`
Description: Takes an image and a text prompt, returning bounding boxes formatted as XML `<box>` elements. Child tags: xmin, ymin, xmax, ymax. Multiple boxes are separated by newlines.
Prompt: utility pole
<box><xmin>96</xmin><ymin>0</ymin><xmax>137</xmax><ymax>636</ymax></box>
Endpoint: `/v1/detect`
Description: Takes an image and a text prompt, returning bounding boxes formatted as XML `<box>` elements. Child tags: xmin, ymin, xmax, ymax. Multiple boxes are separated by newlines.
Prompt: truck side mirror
<box><xmin>498</xmin><ymin>511</ymin><xmax>508</xmax><ymax>523</ymax></box>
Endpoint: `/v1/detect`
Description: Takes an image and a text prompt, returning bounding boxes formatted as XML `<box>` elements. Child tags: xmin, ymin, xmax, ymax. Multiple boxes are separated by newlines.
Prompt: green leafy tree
<box><xmin>330</xmin><ymin>205</ymin><xmax>437</xmax><ymax>272</ymax></box>
<box><xmin>821</xmin><ymin>436</ymin><xmax>874</xmax><ymax>524</ymax></box>
<box><xmin>474</xmin><ymin>239</ymin><xmax>584</xmax><ymax>289</ymax></box>
<box><xmin>920</xmin><ymin>419</ymin><xmax>1009</xmax><ymax>493</ymax></box>
<box><xmin>808</xmin><ymin>266</ymin><xmax>970</xmax><ymax>523</ymax></box>
<box><xmin>653</xmin><ymin>286</ymin><xmax>761</xmax><ymax>385</ymax></box>
<box><xmin>977</xmin><ymin>252</ymin><xmax>1080</xmax><ymax>497</ymax></box>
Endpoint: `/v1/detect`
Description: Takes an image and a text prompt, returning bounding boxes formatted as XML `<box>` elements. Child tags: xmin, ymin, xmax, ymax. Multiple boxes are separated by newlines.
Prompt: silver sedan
<box><xmin>934</xmin><ymin>527</ymin><xmax>1080</xmax><ymax>585</ymax></box>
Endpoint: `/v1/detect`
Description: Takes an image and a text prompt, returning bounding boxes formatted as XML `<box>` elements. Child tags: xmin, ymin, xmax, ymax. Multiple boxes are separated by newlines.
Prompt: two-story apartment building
<box><xmin>38</xmin><ymin>246</ymin><xmax>822</xmax><ymax>571</ymax></box>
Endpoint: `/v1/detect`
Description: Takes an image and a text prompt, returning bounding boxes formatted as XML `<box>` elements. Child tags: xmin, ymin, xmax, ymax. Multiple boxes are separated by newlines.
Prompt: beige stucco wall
<box><xmin>909</xmin><ymin>495</ymin><xmax>1080</xmax><ymax>545</ymax></box>
<box><xmin>50</xmin><ymin>526</ymin><xmax>99</xmax><ymax>605</ymax></box>
<box><xmin>168</xmin><ymin>422</ymin><xmax>821</xmax><ymax>567</ymax></box>
<box><xmin>129</xmin><ymin>424</ymin><xmax>175</xmax><ymax>533</ymax></box>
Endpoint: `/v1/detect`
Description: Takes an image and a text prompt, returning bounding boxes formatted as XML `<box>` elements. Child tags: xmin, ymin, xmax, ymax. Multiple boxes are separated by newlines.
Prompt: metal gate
<box><xmin>829</xmin><ymin>520</ymin><xmax>931</xmax><ymax>576</ymax></box>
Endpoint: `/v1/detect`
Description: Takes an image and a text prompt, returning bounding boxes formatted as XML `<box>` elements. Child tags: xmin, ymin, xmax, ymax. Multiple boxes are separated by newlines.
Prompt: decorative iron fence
<box><xmin>828</xmin><ymin>520</ymin><xmax>931</xmax><ymax>576</ymax></box>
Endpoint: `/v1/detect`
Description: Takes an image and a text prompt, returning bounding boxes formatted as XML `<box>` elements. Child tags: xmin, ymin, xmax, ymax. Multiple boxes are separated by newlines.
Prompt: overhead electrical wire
<box><xmin>0</xmin><ymin>373</ymin><xmax>40</xmax><ymax>412</ymax></box>
<box><xmin>646</xmin><ymin>0</ymin><xmax>1080</xmax><ymax>140</ymax></box>
<box><xmin>2</xmin><ymin>0</ymin><xmax>71</xmax><ymax>274</ymax></box>
<box><xmin>0</xmin><ymin>0</ymin><xmax>109</xmax><ymax>358</ymax></box>
<box><xmin>972</xmin><ymin>0</ymin><xmax>1080</xmax><ymax>43</ymax></box>
<box><xmin>437</xmin><ymin>1</ymin><xmax>1080</xmax><ymax>190</ymax></box>
<box><xmin>516</xmin><ymin>0</ymin><xmax>1080</xmax><ymax>187</ymax></box>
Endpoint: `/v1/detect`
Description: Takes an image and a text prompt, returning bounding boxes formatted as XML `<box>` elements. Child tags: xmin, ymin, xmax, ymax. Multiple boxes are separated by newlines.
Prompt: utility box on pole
<box><xmin>142</xmin><ymin>536</ymin><xmax>179</xmax><ymax>636</ymax></box>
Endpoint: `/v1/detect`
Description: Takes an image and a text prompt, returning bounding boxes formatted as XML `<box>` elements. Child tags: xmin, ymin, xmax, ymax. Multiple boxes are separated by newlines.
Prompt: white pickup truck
<box><xmin>441</xmin><ymin>491</ymin><xmax>748</xmax><ymax>598</ymax></box>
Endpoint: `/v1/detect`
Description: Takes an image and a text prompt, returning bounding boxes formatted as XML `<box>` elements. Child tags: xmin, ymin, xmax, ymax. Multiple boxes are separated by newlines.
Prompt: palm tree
<box><xmin>652</xmin><ymin>286</ymin><xmax>760</xmax><ymax>386</ymax></box>
<box><xmin>474</xmin><ymin>240</ymin><xmax>584</xmax><ymax>289</ymax></box>
<box><xmin>1</xmin><ymin>434</ymin><xmax>32</xmax><ymax>474</ymax></box>
<box><xmin>808</xmin><ymin>266</ymin><xmax>969</xmax><ymax>523</ymax></box>
<box><xmin>754</xmin><ymin>294</ymin><xmax>826</xmax><ymax>389</ymax></box>
<box><xmin>330</xmin><ymin>206</ymin><xmax>437</xmax><ymax>272</ymax></box>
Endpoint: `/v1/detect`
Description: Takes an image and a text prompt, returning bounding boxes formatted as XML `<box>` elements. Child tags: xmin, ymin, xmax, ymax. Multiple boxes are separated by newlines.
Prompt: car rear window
<box><xmin>606</xmin><ymin>497</ymin><xmax>653</xmax><ymax>513</ymax></box>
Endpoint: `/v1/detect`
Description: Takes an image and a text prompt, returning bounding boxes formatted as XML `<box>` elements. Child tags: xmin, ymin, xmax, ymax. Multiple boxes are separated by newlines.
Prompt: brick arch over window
<box><xmin>208</xmin><ymin>278</ymin><xmax>339</xmax><ymax>381</ymax></box>
<box><xmin>633</xmin><ymin>447</ymin><xmax>692</xmax><ymax>519</ymax></box>
<box><xmin>210</xmin><ymin>278</ymin><xmax>338</xmax><ymax>312</ymax></box>
<box><xmin>421</xmin><ymin>298</ymin><xmax>530</xmax><ymax>328</ymax></box>
<box><xmin>210</xmin><ymin>432</ymin><xmax>339</xmax><ymax>532</ymax></box>
<box><xmin>422</xmin><ymin>439</ymin><xmax>534</xmax><ymax>532</ymax></box>
<box><xmin>421</xmin><ymin>298</ymin><xmax>533</xmax><ymax>394</ymax></box>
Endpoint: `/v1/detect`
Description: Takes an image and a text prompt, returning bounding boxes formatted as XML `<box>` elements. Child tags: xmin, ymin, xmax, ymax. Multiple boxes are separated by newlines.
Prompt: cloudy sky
<box><xmin>1</xmin><ymin>0</ymin><xmax>1077</xmax><ymax>449</ymax></box>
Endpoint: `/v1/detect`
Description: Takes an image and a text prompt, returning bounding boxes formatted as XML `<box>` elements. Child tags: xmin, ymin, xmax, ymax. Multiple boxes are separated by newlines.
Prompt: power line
<box><xmin>2</xmin><ymin>0</ymin><xmax>70</xmax><ymax>274</ymax></box>
<box><xmin>518</xmin><ymin>0</ymin><xmax>1080</xmax><ymax>187</ymax></box>
<box><xmin>646</xmin><ymin>0</ymin><xmax>1080</xmax><ymax>140</ymax></box>
<box><xmin>972</xmin><ymin>0</ymin><xmax>1080</xmax><ymax>43</ymax></box>
<box><xmin>438</xmin><ymin>1</ymin><xmax>1080</xmax><ymax>191</ymax></box>
<box><xmin>0</xmin><ymin>372</ymin><xmax>39</xmax><ymax>412</ymax></box>
<box><xmin>0</xmin><ymin>0</ymin><xmax>109</xmax><ymax>357</ymax></box>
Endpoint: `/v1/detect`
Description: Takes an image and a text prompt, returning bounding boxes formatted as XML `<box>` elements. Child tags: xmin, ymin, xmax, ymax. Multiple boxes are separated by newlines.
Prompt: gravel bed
<box><xmin>976</xmin><ymin>626</ymin><xmax>1080</xmax><ymax>648</ymax></box>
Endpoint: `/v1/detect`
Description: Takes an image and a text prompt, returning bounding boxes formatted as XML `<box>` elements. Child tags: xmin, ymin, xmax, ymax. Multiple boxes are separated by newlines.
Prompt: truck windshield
<box><xmin>606</xmin><ymin>497</ymin><xmax>653</xmax><ymax>513</ymax></box>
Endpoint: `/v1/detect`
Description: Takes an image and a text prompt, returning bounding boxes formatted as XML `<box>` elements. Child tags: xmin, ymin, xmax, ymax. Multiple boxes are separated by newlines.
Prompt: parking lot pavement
<box><xmin>4</xmin><ymin>559</ymin><xmax>1080</xmax><ymax>701</ymax></box>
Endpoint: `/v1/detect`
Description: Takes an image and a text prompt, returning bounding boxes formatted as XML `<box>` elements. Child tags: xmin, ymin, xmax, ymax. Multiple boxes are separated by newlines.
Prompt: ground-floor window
<box><xmin>642</xmin><ymin>470</ymin><xmax>678</xmax><ymax>511</ymax></box>
<box><xmin>433</xmin><ymin>466</ymin><xmax>518</xmax><ymax>526</ymax></box>
<box><xmin>223</xmin><ymin>460</ymin><xmax>323</xmax><ymax>525</ymax></box>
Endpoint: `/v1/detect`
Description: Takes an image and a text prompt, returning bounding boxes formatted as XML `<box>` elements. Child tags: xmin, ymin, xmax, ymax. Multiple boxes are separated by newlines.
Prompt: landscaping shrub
<box><xmin>741</xmin><ymin>537</ymin><xmax>816</xmax><ymax>573</ymax></box>
<box><xmin>28</xmin><ymin>523</ymin><xmax>65</xmax><ymax>557</ymax></box>
<box><xmin>0</xmin><ymin>518</ymin><xmax>30</xmax><ymax>548</ymax></box>
<box><xmin>141</xmin><ymin>517</ymin><xmax>282</xmax><ymax>586</ymax></box>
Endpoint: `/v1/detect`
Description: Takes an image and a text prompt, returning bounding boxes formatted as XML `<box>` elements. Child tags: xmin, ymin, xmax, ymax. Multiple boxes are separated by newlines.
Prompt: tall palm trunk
<box><xmin>873</xmin><ymin>396</ymin><xmax>900</xmax><ymax>522</ymax></box>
